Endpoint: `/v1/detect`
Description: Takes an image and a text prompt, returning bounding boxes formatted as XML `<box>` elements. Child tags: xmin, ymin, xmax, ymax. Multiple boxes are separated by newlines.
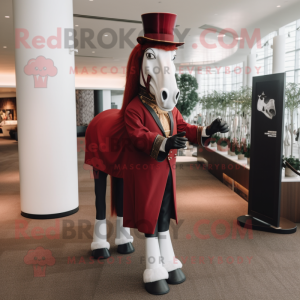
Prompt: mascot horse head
<box><xmin>121</xmin><ymin>13</ymin><xmax>184</xmax><ymax>115</ymax></box>
<box><xmin>140</xmin><ymin>46</ymin><xmax>180</xmax><ymax>111</ymax></box>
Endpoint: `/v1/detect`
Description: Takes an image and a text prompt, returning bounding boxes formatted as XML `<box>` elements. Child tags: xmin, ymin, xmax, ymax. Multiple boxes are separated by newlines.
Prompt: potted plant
<box><xmin>210</xmin><ymin>134</ymin><xmax>220</xmax><ymax>148</ymax></box>
<box><xmin>285</xmin><ymin>83</ymin><xmax>300</xmax><ymax>157</ymax></box>
<box><xmin>283</xmin><ymin>156</ymin><xmax>300</xmax><ymax>177</ymax></box>
<box><xmin>228</xmin><ymin>140</ymin><xmax>233</xmax><ymax>155</ymax></box>
<box><xmin>235</xmin><ymin>143</ymin><xmax>246</xmax><ymax>160</ymax></box>
<box><xmin>217</xmin><ymin>138</ymin><xmax>229</xmax><ymax>152</ymax></box>
<box><xmin>244</xmin><ymin>143</ymin><xmax>251</xmax><ymax>165</ymax></box>
<box><xmin>229</xmin><ymin>140</ymin><xmax>237</xmax><ymax>156</ymax></box>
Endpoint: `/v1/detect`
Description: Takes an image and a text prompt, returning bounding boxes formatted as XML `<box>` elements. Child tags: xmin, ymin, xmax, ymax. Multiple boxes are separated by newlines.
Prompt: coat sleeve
<box><xmin>124</xmin><ymin>106</ymin><xmax>166</xmax><ymax>161</ymax></box>
<box><xmin>175</xmin><ymin>108</ymin><xmax>210</xmax><ymax>146</ymax></box>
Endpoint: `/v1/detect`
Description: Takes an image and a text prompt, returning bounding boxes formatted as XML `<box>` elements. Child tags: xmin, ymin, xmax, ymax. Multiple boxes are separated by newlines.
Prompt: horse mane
<box><xmin>120</xmin><ymin>42</ymin><xmax>178</xmax><ymax>116</ymax></box>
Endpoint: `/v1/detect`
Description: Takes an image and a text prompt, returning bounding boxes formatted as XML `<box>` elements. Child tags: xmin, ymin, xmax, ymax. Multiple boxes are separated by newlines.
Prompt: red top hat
<box><xmin>137</xmin><ymin>13</ymin><xmax>184</xmax><ymax>46</ymax></box>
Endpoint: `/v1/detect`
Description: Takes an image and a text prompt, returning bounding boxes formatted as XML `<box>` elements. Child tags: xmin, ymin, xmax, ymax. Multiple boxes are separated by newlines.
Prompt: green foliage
<box><xmin>285</xmin><ymin>83</ymin><xmax>300</xmax><ymax>157</ymax></box>
<box><xmin>211</xmin><ymin>134</ymin><xmax>220</xmax><ymax>143</ymax></box>
<box><xmin>175</xmin><ymin>73</ymin><xmax>199</xmax><ymax>117</ymax></box>
<box><xmin>199</xmin><ymin>86</ymin><xmax>252</xmax><ymax>116</ymax></box>
<box><xmin>239</xmin><ymin>86</ymin><xmax>252</xmax><ymax>114</ymax></box>
<box><xmin>283</xmin><ymin>156</ymin><xmax>300</xmax><ymax>170</ymax></box>
<box><xmin>244</xmin><ymin>143</ymin><xmax>251</xmax><ymax>158</ymax></box>
<box><xmin>220</xmin><ymin>138</ymin><xmax>229</xmax><ymax>147</ymax></box>
<box><xmin>230</xmin><ymin>140</ymin><xmax>237</xmax><ymax>152</ymax></box>
<box><xmin>285</xmin><ymin>83</ymin><xmax>300</xmax><ymax>111</ymax></box>
<box><xmin>235</xmin><ymin>143</ymin><xmax>246</xmax><ymax>155</ymax></box>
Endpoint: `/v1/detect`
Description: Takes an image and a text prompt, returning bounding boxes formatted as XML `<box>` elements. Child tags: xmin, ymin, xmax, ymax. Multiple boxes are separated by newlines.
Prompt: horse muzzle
<box><xmin>159</xmin><ymin>88</ymin><xmax>180</xmax><ymax>110</ymax></box>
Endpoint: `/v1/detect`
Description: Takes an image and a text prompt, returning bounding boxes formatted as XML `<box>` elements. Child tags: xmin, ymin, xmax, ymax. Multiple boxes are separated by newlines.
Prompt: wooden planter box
<box><xmin>197</xmin><ymin>144</ymin><xmax>300</xmax><ymax>223</ymax></box>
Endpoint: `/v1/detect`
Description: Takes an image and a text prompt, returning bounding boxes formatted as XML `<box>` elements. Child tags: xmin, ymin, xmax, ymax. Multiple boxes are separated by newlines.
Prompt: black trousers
<box><xmin>145</xmin><ymin>170</ymin><xmax>175</xmax><ymax>238</ymax></box>
<box><xmin>94</xmin><ymin>168</ymin><xmax>123</xmax><ymax>220</ymax></box>
<box><xmin>94</xmin><ymin>168</ymin><xmax>174</xmax><ymax>236</ymax></box>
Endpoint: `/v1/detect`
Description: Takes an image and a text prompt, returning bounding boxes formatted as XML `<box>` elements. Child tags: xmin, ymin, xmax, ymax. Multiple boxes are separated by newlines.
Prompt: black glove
<box><xmin>165</xmin><ymin>131</ymin><xmax>188</xmax><ymax>152</ymax></box>
<box><xmin>206</xmin><ymin>118</ymin><xmax>229</xmax><ymax>136</ymax></box>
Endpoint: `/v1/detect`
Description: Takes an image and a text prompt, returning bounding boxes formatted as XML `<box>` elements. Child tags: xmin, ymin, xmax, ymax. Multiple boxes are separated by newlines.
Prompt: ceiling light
<box><xmin>3</xmin><ymin>46</ymin><xmax>7</xmax><ymax>48</ymax></box>
<box><xmin>277</xmin><ymin>5</ymin><xmax>281</xmax><ymax>7</ymax></box>
<box><xmin>92</xmin><ymin>51</ymin><xmax>95</xmax><ymax>53</ymax></box>
<box><xmin>5</xmin><ymin>16</ymin><xmax>10</xmax><ymax>18</ymax></box>
<box><xmin>75</xmin><ymin>25</ymin><xmax>79</xmax><ymax>27</ymax></box>
<box><xmin>104</xmin><ymin>34</ymin><xmax>108</xmax><ymax>37</ymax></box>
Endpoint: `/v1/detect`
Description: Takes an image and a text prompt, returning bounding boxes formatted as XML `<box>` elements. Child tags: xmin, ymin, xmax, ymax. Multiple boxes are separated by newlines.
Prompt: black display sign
<box><xmin>248</xmin><ymin>73</ymin><xmax>286</xmax><ymax>227</ymax></box>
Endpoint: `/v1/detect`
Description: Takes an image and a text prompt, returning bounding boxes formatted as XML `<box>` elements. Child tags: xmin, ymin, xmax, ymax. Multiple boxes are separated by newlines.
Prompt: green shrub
<box><xmin>230</xmin><ymin>140</ymin><xmax>237</xmax><ymax>152</ymax></box>
<box><xmin>220</xmin><ymin>138</ymin><xmax>229</xmax><ymax>147</ymax></box>
<box><xmin>235</xmin><ymin>143</ymin><xmax>246</xmax><ymax>155</ymax></box>
<box><xmin>283</xmin><ymin>156</ymin><xmax>300</xmax><ymax>170</ymax></box>
<box><xmin>244</xmin><ymin>144</ymin><xmax>251</xmax><ymax>158</ymax></box>
<box><xmin>211</xmin><ymin>134</ymin><xmax>220</xmax><ymax>143</ymax></box>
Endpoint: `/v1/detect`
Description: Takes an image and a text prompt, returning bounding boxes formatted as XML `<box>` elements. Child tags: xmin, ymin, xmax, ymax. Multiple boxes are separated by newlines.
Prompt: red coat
<box><xmin>85</xmin><ymin>96</ymin><xmax>204</xmax><ymax>234</ymax></box>
<box><xmin>85</xmin><ymin>109</ymin><xmax>126</xmax><ymax>178</ymax></box>
<box><xmin>122</xmin><ymin>96</ymin><xmax>203</xmax><ymax>234</ymax></box>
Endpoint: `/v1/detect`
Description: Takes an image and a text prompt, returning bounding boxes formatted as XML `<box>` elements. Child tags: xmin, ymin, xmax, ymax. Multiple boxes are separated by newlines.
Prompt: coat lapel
<box><xmin>138</xmin><ymin>85</ymin><xmax>174</xmax><ymax>137</ymax></box>
<box><xmin>168</xmin><ymin>111</ymin><xmax>174</xmax><ymax>136</ymax></box>
<box><xmin>141</xmin><ymin>101</ymin><xmax>166</xmax><ymax>137</ymax></box>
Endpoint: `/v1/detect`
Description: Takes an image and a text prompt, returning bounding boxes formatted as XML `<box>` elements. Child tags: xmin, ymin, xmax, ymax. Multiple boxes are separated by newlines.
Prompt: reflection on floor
<box><xmin>0</xmin><ymin>136</ymin><xmax>300</xmax><ymax>299</ymax></box>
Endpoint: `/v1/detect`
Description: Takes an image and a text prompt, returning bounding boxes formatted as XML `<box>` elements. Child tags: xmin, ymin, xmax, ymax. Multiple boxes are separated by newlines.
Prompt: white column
<box><xmin>272</xmin><ymin>35</ymin><xmax>286</xmax><ymax>74</ymax></box>
<box><xmin>13</xmin><ymin>0</ymin><xmax>79</xmax><ymax>217</ymax></box>
<box><xmin>102</xmin><ymin>90</ymin><xmax>111</xmax><ymax>111</ymax></box>
<box><xmin>247</xmin><ymin>54</ymin><xmax>256</xmax><ymax>87</ymax></box>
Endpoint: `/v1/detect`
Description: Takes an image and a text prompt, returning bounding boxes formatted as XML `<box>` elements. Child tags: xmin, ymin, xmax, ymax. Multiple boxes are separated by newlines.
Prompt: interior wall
<box><xmin>0</xmin><ymin>97</ymin><xmax>17</xmax><ymax>121</ymax></box>
<box><xmin>111</xmin><ymin>94</ymin><xmax>123</xmax><ymax>109</ymax></box>
<box><xmin>76</xmin><ymin>90</ymin><xmax>94</xmax><ymax>126</ymax></box>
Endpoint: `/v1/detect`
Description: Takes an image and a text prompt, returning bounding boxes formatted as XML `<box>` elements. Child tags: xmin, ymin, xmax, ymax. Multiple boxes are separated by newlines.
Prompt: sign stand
<box><xmin>237</xmin><ymin>215</ymin><xmax>296</xmax><ymax>234</ymax></box>
<box><xmin>237</xmin><ymin>73</ymin><xmax>297</xmax><ymax>234</ymax></box>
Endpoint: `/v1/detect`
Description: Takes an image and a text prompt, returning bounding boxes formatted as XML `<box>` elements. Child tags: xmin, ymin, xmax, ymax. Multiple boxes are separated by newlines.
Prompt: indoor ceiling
<box><xmin>1</xmin><ymin>0</ymin><xmax>300</xmax><ymax>89</ymax></box>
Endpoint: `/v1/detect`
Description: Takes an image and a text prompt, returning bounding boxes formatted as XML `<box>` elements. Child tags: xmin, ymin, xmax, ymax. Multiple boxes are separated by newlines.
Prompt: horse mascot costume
<box><xmin>85</xmin><ymin>12</ymin><xmax>229</xmax><ymax>295</ymax></box>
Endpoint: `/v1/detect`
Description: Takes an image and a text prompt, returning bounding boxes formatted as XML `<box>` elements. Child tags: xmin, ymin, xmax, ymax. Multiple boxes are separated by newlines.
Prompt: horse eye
<box><xmin>146</xmin><ymin>53</ymin><xmax>155</xmax><ymax>59</ymax></box>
